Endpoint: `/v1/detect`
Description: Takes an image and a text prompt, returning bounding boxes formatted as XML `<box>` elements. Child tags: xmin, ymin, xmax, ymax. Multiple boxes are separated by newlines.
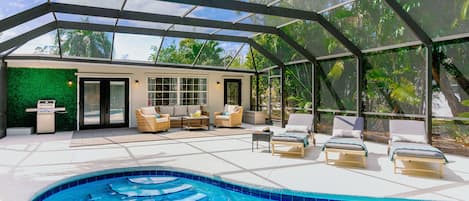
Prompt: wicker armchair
<box><xmin>214</xmin><ymin>106</ymin><xmax>243</xmax><ymax>128</ymax></box>
<box><xmin>136</xmin><ymin>109</ymin><xmax>170</xmax><ymax>133</ymax></box>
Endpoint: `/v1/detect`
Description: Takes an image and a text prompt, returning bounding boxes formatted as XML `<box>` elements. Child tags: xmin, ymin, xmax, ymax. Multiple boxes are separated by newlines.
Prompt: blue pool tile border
<box><xmin>32</xmin><ymin>169</ymin><xmax>420</xmax><ymax>201</ymax></box>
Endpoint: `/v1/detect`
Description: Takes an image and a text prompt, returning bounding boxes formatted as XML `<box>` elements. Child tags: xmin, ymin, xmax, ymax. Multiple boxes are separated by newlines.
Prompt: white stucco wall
<box><xmin>7</xmin><ymin>60</ymin><xmax>253</xmax><ymax>128</ymax></box>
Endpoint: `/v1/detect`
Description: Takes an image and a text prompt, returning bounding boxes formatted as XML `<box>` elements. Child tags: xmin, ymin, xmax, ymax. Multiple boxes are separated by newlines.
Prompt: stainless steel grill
<box><xmin>26</xmin><ymin>100</ymin><xmax>66</xmax><ymax>134</ymax></box>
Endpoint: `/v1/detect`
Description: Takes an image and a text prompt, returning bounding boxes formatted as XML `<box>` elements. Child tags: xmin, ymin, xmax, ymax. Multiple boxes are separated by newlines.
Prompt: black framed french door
<box><xmin>79</xmin><ymin>78</ymin><xmax>129</xmax><ymax>129</ymax></box>
<box><xmin>224</xmin><ymin>79</ymin><xmax>242</xmax><ymax>106</ymax></box>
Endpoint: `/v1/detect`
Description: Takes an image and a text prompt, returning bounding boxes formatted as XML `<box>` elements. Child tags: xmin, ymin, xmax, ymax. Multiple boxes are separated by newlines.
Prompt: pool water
<box><xmin>35</xmin><ymin>168</ymin><xmax>420</xmax><ymax>201</ymax></box>
<box><xmin>44</xmin><ymin>176</ymin><xmax>270</xmax><ymax>201</ymax></box>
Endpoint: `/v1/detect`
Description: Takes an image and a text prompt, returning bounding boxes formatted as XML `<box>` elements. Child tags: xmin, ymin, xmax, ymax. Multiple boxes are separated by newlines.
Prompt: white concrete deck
<box><xmin>0</xmin><ymin>125</ymin><xmax>468</xmax><ymax>201</ymax></box>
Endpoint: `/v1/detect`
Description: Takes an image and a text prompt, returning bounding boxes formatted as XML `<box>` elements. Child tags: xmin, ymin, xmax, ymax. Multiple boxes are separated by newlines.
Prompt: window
<box><xmin>180</xmin><ymin>78</ymin><xmax>207</xmax><ymax>105</ymax></box>
<box><xmin>147</xmin><ymin>77</ymin><xmax>178</xmax><ymax>106</ymax></box>
<box><xmin>147</xmin><ymin>77</ymin><xmax>207</xmax><ymax>106</ymax></box>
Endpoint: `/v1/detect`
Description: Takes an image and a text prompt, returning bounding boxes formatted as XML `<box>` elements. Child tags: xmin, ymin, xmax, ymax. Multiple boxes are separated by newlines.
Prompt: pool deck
<box><xmin>0</xmin><ymin>125</ymin><xmax>468</xmax><ymax>201</ymax></box>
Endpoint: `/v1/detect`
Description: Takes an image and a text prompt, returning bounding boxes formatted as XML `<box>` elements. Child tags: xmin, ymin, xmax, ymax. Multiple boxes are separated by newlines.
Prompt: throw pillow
<box><xmin>332</xmin><ymin>129</ymin><xmax>362</xmax><ymax>138</ymax></box>
<box><xmin>191</xmin><ymin>110</ymin><xmax>201</xmax><ymax>117</ymax></box>
<box><xmin>391</xmin><ymin>133</ymin><xmax>426</xmax><ymax>144</ymax></box>
<box><xmin>155</xmin><ymin>113</ymin><xmax>161</xmax><ymax>118</ymax></box>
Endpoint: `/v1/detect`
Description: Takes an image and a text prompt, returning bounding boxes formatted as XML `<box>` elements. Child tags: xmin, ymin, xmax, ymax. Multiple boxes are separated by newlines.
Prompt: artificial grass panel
<box><xmin>7</xmin><ymin>68</ymin><xmax>77</xmax><ymax>131</ymax></box>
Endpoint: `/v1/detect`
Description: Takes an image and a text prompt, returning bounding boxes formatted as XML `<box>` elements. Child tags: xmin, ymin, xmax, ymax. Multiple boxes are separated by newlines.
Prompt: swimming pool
<box><xmin>33</xmin><ymin>167</ymin><xmax>420</xmax><ymax>201</ymax></box>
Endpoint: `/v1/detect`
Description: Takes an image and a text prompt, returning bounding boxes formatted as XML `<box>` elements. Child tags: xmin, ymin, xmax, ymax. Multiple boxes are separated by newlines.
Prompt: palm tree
<box><xmin>60</xmin><ymin>28</ymin><xmax>112</xmax><ymax>58</ymax></box>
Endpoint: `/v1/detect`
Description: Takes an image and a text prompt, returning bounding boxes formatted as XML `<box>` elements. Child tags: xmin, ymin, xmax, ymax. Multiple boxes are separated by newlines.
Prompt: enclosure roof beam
<box><xmin>50</xmin><ymin>3</ymin><xmax>278</xmax><ymax>34</ymax></box>
<box><xmin>247</xmin><ymin>39</ymin><xmax>284</xmax><ymax>67</ymax></box>
<box><xmin>316</xmin><ymin>15</ymin><xmax>362</xmax><ymax>57</ymax></box>
<box><xmin>56</xmin><ymin>21</ymin><xmax>250</xmax><ymax>43</ymax></box>
<box><xmin>277</xmin><ymin>30</ymin><xmax>317</xmax><ymax>63</ymax></box>
<box><xmin>0</xmin><ymin>22</ymin><xmax>56</xmax><ymax>53</ymax></box>
<box><xmin>384</xmin><ymin>0</ymin><xmax>432</xmax><ymax>45</ymax></box>
<box><xmin>158</xmin><ymin>0</ymin><xmax>319</xmax><ymax>21</ymax></box>
<box><xmin>5</xmin><ymin>55</ymin><xmax>256</xmax><ymax>74</ymax></box>
<box><xmin>0</xmin><ymin>3</ymin><xmax>50</xmax><ymax>33</ymax></box>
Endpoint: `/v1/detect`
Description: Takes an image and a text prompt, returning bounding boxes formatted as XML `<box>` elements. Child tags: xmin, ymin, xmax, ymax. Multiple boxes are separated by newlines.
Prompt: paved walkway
<box><xmin>0</xmin><ymin>126</ymin><xmax>468</xmax><ymax>201</ymax></box>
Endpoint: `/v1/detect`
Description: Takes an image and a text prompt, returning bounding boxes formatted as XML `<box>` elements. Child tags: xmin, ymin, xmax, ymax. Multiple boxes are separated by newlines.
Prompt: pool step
<box><xmin>128</xmin><ymin>176</ymin><xmax>178</xmax><ymax>185</ymax></box>
<box><xmin>109</xmin><ymin>183</ymin><xmax>192</xmax><ymax>197</ymax></box>
<box><xmin>89</xmin><ymin>191</ymin><xmax>206</xmax><ymax>201</ymax></box>
<box><xmin>173</xmin><ymin>192</ymin><xmax>207</xmax><ymax>201</ymax></box>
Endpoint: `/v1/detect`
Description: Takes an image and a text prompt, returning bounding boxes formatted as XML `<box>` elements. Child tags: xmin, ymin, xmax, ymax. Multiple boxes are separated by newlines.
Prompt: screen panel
<box><xmin>12</xmin><ymin>30</ymin><xmax>59</xmax><ymax>56</ymax></box>
<box><xmin>59</xmin><ymin>29</ymin><xmax>113</xmax><ymax>59</ymax></box>
<box><xmin>113</xmin><ymin>33</ymin><xmax>163</xmax><ymax>62</ymax></box>
<box><xmin>364</xmin><ymin>48</ymin><xmax>425</xmax><ymax>115</ymax></box>
<box><xmin>156</xmin><ymin>37</ymin><xmax>204</xmax><ymax>65</ymax></box>
<box><xmin>323</xmin><ymin>0</ymin><xmax>418</xmax><ymax>49</ymax></box>
<box><xmin>281</xmin><ymin>20</ymin><xmax>349</xmax><ymax>57</ymax></box>
<box><xmin>399</xmin><ymin>0</ymin><xmax>469</xmax><ymax>39</ymax></box>
<box><xmin>0</xmin><ymin>13</ymin><xmax>55</xmax><ymax>43</ymax></box>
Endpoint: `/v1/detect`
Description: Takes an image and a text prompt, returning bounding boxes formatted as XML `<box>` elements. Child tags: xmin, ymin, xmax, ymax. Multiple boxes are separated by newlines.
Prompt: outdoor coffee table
<box><xmin>181</xmin><ymin>116</ymin><xmax>210</xmax><ymax>130</ymax></box>
<box><xmin>252</xmin><ymin>131</ymin><xmax>273</xmax><ymax>152</ymax></box>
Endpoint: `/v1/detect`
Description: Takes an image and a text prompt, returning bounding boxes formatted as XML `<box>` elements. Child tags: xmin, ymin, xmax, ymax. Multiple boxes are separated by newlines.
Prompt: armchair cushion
<box><xmin>216</xmin><ymin>115</ymin><xmax>230</xmax><ymax>120</ymax></box>
<box><xmin>224</xmin><ymin>104</ymin><xmax>238</xmax><ymax>114</ymax></box>
<box><xmin>141</xmin><ymin>107</ymin><xmax>157</xmax><ymax>115</ymax></box>
<box><xmin>156</xmin><ymin>118</ymin><xmax>169</xmax><ymax>123</ymax></box>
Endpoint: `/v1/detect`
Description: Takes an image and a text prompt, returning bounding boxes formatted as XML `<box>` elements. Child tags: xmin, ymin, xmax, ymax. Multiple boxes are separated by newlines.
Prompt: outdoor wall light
<box><xmin>67</xmin><ymin>80</ymin><xmax>73</xmax><ymax>87</ymax></box>
<box><xmin>216</xmin><ymin>81</ymin><xmax>220</xmax><ymax>86</ymax></box>
<box><xmin>135</xmin><ymin>80</ymin><xmax>140</xmax><ymax>86</ymax></box>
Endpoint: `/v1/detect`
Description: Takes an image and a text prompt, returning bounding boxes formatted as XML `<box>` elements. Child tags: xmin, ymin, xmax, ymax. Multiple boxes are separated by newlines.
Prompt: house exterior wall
<box><xmin>7</xmin><ymin>60</ymin><xmax>253</xmax><ymax>129</ymax></box>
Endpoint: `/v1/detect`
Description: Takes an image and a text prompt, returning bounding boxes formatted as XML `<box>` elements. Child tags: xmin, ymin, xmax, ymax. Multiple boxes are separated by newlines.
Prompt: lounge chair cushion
<box><xmin>159</xmin><ymin>106</ymin><xmax>174</xmax><ymax>116</ymax></box>
<box><xmin>285</xmin><ymin>125</ymin><xmax>309</xmax><ymax>133</ymax></box>
<box><xmin>390</xmin><ymin>142</ymin><xmax>447</xmax><ymax>161</ymax></box>
<box><xmin>156</xmin><ymin>118</ymin><xmax>169</xmax><ymax>123</ymax></box>
<box><xmin>287</xmin><ymin>114</ymin><xmax>314</xmax><ymax>131</ymax></box>
<box><xmin>169</xmin><ymin>117</ymin><xmax>182</xmax><ymax>121</ymax></box>
<box><xmin>389</xmin><ymin>120</ymin><xmax>427</xmax><ymax>144</ymax></box>
<box><xmin>332</xmin><ymin>116</ymin><xmax>364</xmax><ymax>138</ymax></box>
<box><xmin>141</xmin><ymin>107</ymin><xmax>157</xmax><ymax>115</ymax></box>
<box><xmin>174</xmin><ymin>106</ymin><xmax>188</xmax><ymax>116</ymax></box>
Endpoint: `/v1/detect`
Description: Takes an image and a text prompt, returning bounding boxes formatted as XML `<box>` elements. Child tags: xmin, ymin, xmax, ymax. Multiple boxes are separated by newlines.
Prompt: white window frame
<box><xmin>147</xmin><ymin>76</ymin><xmax>208</xmax><ymax>106</ymax></box>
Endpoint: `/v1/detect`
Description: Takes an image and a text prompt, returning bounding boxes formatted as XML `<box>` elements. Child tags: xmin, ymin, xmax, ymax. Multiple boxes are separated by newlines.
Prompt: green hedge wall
<box><xmin>7</xmin><ymin>68</ymin><xmax>77</xmax><ymax>131</ymax></box>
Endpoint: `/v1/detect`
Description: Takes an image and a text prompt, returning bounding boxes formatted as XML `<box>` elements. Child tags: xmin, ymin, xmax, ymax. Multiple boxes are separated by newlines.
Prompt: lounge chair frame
<box><xmin>389</xmin><ymin>120</ymin><xmax>446</xmax><ymax>178</ymax></box>
<box><xmin>270</xmin><ymin>114</ymin><xmax>315</xmax><ymax>158</ymax></box>
<box><xmin>323</xmin><ymin>116</ymin><xmax>366</xmax><ymax>167</ymax></box>
<box><xmin>324</xmin><ymin>148</ymin><xmax>366</xmax><ymax>167</ymax></box>
<box><xmin>393</xmin><ymin>155</ymin><xmax>445</xmax><ymax>178</ymax></box>
<box><xmin>271</xmin><ymin>135</ymin><xmax>314</xmax><ymax>158</ymax></box>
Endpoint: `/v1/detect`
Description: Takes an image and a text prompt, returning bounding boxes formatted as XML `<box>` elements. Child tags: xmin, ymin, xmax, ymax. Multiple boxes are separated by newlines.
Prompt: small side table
<box><xmin>252</xmin><ymin>131</ymin><xmax>273</xmax><ymax>152</ymax></box>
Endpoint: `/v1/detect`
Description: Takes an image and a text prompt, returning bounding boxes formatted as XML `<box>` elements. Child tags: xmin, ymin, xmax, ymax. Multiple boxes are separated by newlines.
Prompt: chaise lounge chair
<box><xmin>388</xmin><ymin>120</ymin><xmax>447</xmax><ymax>177</ymax></box>
<box><xmin>322</xmin><ymin>116</ymin><xmax>367</xmax><ymax>167</ymax></box>
<box><xmin>270</xmin><ymin>114</ymin><xmax>315</xmax><ymax>158</ymax></box>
